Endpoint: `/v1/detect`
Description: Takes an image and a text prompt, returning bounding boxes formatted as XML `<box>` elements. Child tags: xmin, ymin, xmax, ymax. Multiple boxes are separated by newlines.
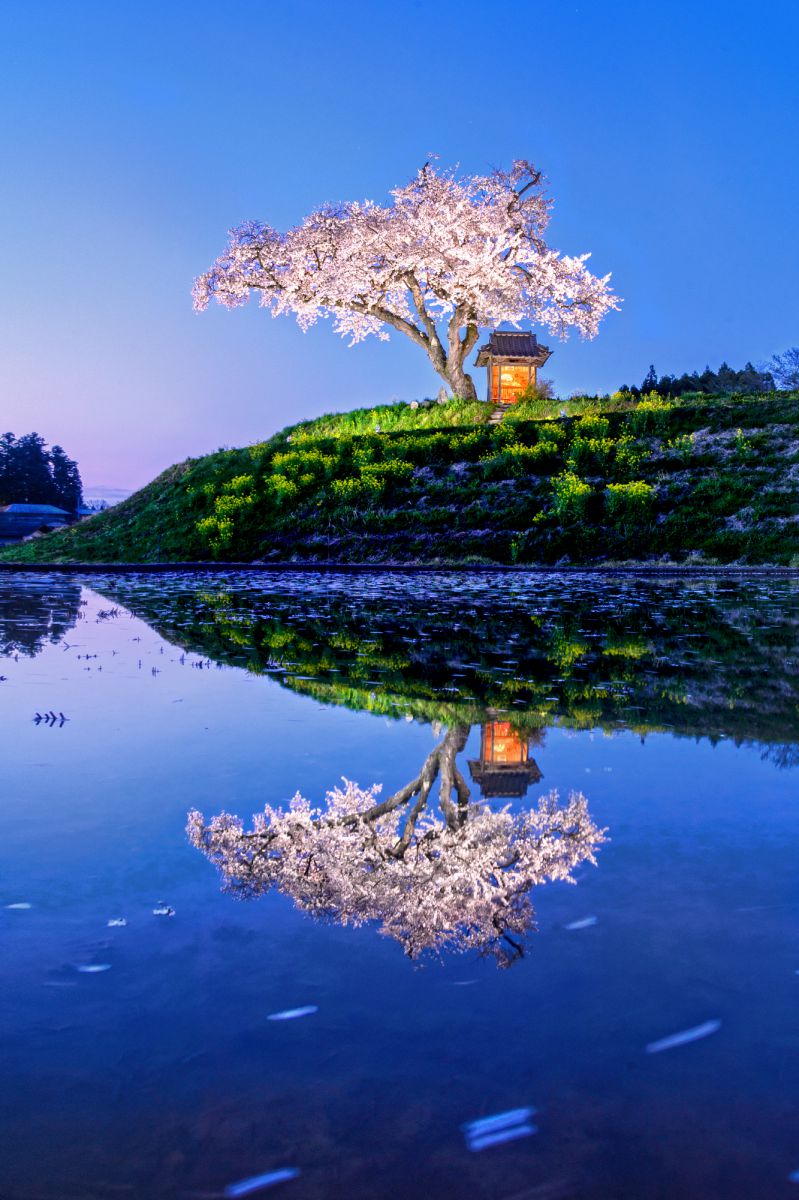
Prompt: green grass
<box><xmin>286</xmin><ymin>394</ymin><xmax>491</xmax><ymax>439</ymax></box>
<box><xmin>3</xmin><ymin>389</ymin><xmax>798</xmax><ymax>566</ymax></box>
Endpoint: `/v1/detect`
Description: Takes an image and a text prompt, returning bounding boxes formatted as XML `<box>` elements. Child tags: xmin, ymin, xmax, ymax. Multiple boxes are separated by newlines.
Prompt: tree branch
<box><xmin>391</xmin><ymin>774</ymin><xmax>434</xmax><ymax>859</ymax></box>
<box><xmin>341</xmin><ymin>736</ymin><xmax>445</xmax><ymax>826</ymax></box>
<box><xmin>438</xmin><ymin>725</ymin><xmax>470</xmax><ymax>828</ymax></box>
<box><xmin>404</xmin><ymin>273</ymin><xmax>448</xmax><ymax>371</ymax></box>
<box><xmin>514</xmin><ymin>169</ymin><xmax>544</xmax><ymax>199</ymax></box>
<box><xmin>350</xmin><ymin>299</ymin><xmax>431</xmax><ymax>353</ymax></box>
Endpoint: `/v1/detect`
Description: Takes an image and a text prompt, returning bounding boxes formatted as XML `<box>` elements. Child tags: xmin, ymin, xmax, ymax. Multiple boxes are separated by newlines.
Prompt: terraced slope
<box><xmin>2</xmin><ymin>391</ymin><xmax>798</xmax><ymax>565</ymax></box>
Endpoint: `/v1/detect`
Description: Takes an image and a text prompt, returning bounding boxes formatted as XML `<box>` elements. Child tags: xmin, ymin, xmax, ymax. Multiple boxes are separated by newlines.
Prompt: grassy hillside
<box><xmin>3</xmin><ymin>390</ymin><xmax>799</xmax><ymax>566</ymax></box>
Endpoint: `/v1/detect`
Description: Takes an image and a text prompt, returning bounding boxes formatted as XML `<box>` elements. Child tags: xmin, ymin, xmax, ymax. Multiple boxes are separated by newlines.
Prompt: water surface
<box><xmin>1</xmin><ymin>571</ymin><xmax>798</xmax><ymax>1200</ymax></box>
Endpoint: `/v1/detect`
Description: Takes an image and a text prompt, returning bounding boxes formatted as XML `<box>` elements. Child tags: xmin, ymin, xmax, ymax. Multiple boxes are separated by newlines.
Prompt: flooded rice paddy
<box><xmin>1</xmin><ymin>570</ymin><xmax>798</xmax><ymax>1199</ymax></box>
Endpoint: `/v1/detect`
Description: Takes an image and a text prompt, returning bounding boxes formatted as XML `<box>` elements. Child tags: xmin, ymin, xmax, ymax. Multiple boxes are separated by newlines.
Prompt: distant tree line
<box><xmin>0</xmin><ymin>433</ymin><xmax>83</xmax><ymax>512</ymax></box>
<box><xmin>619</xmin><ymin>359</ymin><xmax>775</xmax><ymax>398</ymax></box>
<box><xmin>618</xmin><ymin>348</ymin><xmax>799</xmax><ymax>398</ymax></box>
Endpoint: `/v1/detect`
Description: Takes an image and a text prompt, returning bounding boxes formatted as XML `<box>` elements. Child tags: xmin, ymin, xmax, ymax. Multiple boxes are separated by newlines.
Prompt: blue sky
<box><xmin>1</xmin><ymin>0</ymin><xmax>797</xmax><ymax>490</ymax></box>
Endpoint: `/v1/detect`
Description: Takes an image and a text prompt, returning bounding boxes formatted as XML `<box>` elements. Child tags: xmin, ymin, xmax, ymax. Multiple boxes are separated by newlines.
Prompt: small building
<box><xmin>475</xmin><ymin>331</ymin><xmax>552</xmax><ymax>405</ymax></box>
<box><xmin>468</xmin><ymin>721</ymin><xmax>544</xmax><ymax>799</ymax></box>
<box><xmin>0</xmin><ymin>503</ymin><xmax>72</xmax><ymax>547</ymax></box>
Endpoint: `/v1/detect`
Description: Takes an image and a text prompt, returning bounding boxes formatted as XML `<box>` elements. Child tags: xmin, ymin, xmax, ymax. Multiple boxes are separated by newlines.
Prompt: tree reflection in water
<box><xmin>0</xmin><ymin>579</ymin><xmax>82</xmax><ymax>657</ymax></box>
<box><xmin>188</xmin><ymin>725</ymin><xmax>605</xmax><ymax>966</ymax></box>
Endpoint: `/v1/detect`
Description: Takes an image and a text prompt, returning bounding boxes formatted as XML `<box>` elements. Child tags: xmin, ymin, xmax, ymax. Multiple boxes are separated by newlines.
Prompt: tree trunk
<box><xmin>388</xmin><ymin>284</ymin><xmax>482</xmax><ymax>402</ymax></box>
<box><xmin>426</xmin><ymin>353</ymin><xmax>479</xmax><ymax>401</ymax></box>
<box><xmin>442</xmin><ymin>314</ymin><xmax>481</xmax><ymax>401</ymax></box>
<box><xmin>424</xmin><ymin>334</ymin><xmax>479</xmax><ymax>399</ymax></box>
<box><xmin>443</xmin><ymin>363</ymin><xmax>479</xmax><ymax>401</ymax></box>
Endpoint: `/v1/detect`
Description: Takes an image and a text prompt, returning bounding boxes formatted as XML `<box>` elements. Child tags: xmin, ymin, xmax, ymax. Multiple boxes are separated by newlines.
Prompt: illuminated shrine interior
<box><xmin>468</xmin><ymin>721</ymin><xmax>544</xmax><ymax>798</ymax></box>
<box><xmin>490</xmin><ymin>362</ymin><xmax>536</xmax><ymax>403</ymax></box>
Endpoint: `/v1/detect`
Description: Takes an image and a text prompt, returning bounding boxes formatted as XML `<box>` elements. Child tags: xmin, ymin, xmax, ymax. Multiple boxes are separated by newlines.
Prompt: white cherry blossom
<box><xmin>193</xmin><ymin>161</ymin><xmax>620</xmax><ymax>399</ymax></box>
<box><xmin>187</xmin><ymin>726</ymin><xmax>606</xmax><ymax>966</ymax></box>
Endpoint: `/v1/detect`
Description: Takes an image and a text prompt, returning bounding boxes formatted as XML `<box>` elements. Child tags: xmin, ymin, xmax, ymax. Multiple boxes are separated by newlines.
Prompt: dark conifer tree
<box><xmin>13</xmin><ymin>434</ymin><xmax>53</xmax><ymax>504</ymax></box>
<box><xmin>641</xmin><ymin>364</ymin><xmax>658</xmax><ymax>392</ymax></box>
<box><xmin>0</xmin><ymin>433</ymin><xmax>83</xmax><ymax>510</ymax></box>
<box><xmin>0</xmin><ymin>433</ymin><xmax>20</xmax><ymax>504</ymax></box>
<box><xmin>50</xmin><ymin>446</ymin><xmax>83</xmax><ymax>511</ymax></box>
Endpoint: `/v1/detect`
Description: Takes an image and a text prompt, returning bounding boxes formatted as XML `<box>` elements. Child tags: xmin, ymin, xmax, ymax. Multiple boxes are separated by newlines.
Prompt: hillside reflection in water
<box><xmin>103</xmin><ymin>569</ymin><xmax>799</xmax><ymax>759</ymax></box>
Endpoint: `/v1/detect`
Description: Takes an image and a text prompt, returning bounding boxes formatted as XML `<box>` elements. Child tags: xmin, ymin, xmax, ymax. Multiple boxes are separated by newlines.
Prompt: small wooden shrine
<box><xmin>467</xmin><ymin>721</ymin><xmax>544</xmax><ymax>798</ymax></box>
<box><xmin>475</xmin><ymin>331</ymin><xmax>552</xmax><ymax>404</ymax></box>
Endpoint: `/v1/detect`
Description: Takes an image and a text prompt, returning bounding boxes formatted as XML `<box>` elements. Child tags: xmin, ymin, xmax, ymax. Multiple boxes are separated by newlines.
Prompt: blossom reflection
<box><xmin>188</xmin><ymin>725</ymin><xmax>605</xmax><ymax>967</ymax></box>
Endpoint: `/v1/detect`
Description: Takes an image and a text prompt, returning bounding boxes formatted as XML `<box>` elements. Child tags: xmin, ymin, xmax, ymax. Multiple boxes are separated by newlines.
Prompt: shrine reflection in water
<box><xmin>1</xmin><ymin>570</ymin><xmax>798</xmax><ymax>1200</ymax></box>
<box><xmin>469</xmin><ymin>721</ymin><xmax>545</xmax><ymax>797</ymax></box>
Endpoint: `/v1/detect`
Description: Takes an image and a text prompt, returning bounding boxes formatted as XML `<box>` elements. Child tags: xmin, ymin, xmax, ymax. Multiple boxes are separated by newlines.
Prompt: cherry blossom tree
<box><xmin>193</xmin><ymin>161</ymin><xmax>620</xmax><ymax>400</ymax></box>
<box><xmin>187</xmin><ymin>726</ymin><xmax>606</xmax><ymax>966</ymax></box>
<box><xmin>769</xmin><ymin>347</ymin><xmax>799</xmax><ymax>390</ymax></box>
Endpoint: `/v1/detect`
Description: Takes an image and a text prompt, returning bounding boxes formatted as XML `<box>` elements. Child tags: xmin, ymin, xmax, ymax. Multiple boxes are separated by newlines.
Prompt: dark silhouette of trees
<box><xmin>619</xmin><ymin>359</ymin><xmax>775</xmax><ymax>397</ymax></box>
<box><xmin>0</xmin><ymin>433</ymin><xmax>83</xmax><ymax>511</ymax></box>
<box><xmin>0</xmin><ymin>579</ymin><xmax>81</xmax><ymax>656</ymax></box>
<box><xmin>641</xmin><ymin>364</ymin><xmax>658</xmax><ymax>392</ymax></box>
<box><xmin>49</xmin><ymin>445</ymin><xmax>83</xmax><ymax>512</ymax></box>
<box><xmin>11</xmin><ymin>434</ymin><xmax>53</xmax><ymax>503</ymax></box>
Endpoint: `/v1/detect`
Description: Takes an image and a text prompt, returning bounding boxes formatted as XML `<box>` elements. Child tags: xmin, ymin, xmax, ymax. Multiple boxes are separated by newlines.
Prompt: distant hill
<box><xmin>2</xmin><ymin>390</ymin><xmax>798</xmax><ymax>566</ymax></box>
<box><xmin>82</xmin><ymin>486</ymin><xmax>133</xmax><ymax>508</ymax></box>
